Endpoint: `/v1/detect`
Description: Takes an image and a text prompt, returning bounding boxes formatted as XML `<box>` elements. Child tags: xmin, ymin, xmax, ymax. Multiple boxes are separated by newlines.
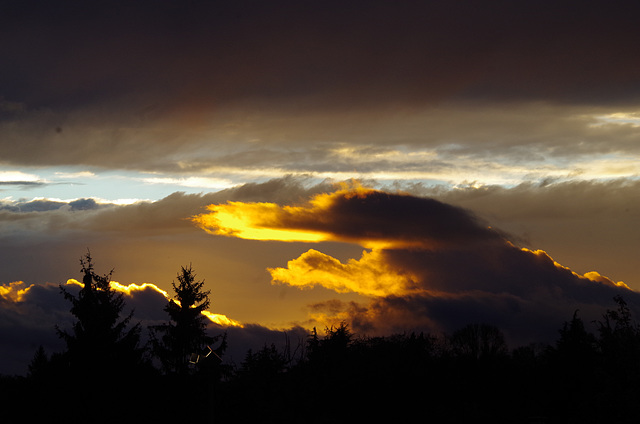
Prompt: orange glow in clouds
<box><xmin>268</xmin><ymin>248</ymin><xmax>418</xmax><ymax>297</ymax></box>
<box><xmin>192</xmin><ymin>201</ymin><xmax>328</xmax><ymax>242</ymax></box>
<box><xmin>193</xmin><ymin>185</ymin><xmax>423</xmax><ymax>298</ymax></box>
<box><xmin>521</xmin><ymin>248</ymin><xmax>630</xmax><ymax>289</ymax></box>
<box><xmin>192</xmin><ymin>186</ymin><xmax>632</xmax><ymax>302</ymax></box>
<box><xmin>0</xmin><ymin>281</ymin><xmax>34</xmax><ymax>302</ymax></box>
<box><xmin>192</xmin><ymin>184</ymin><xmax>389</xmax><ymax>246</ymax></box>
<box><xmin>192</xmin><ymin>185</ymin><xmax>432</xmax><ymax>297</ymax></box>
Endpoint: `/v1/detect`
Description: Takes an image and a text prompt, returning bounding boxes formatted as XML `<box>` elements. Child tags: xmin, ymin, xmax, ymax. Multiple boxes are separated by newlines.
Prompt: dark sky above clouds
<box><xmin>2</xmin><ymin>0</ymin><xmax>639</xmax><ymax>108</ymax></box>
<box><xmin>2</xmin><ymin>1</ymin><xmax>640</xmax><ymax>375</ymax></box>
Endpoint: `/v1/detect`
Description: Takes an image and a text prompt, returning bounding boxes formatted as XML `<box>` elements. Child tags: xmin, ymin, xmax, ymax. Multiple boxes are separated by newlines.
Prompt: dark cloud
<box><xmin>0</xmin><ymin>198</ymin><xmax>103</xmax><ymax>213</ymax></box>
<box><xmin>0</xmin><ymin>199</ymin><xmax>61</xmax><ymax>212</ymax></box>
<box><xmin>346</xmin><ymin>244</ymin><xmax>639</xmax><ymax>345</ymax></box>
<box><xmin>0</xmin><ymin>283</ymin><xmax>73</xmax><ymax>375</ymax></box>
<box><xmin>302</xmin><ymin>190</ymin><xmax>504</xmax><ymax>248</ymax></box>
<box><xmin>210</xmin><ymin>186</ymin><xmax>640</xmax><ymax>345</ymax></box>
<box><xmin>0</xmin><ymin>181</ymin><xmax>45</xmax><ymax>188</ymax></box>
<box><xmin>67</xmin><ymin>198</ymin><xmax>100</xmax><ymax>211</ymax></box>
<box><xmin>417</xmin><ymin>179</ymin><xmax>640</xmax><ymax>289</ymax></box>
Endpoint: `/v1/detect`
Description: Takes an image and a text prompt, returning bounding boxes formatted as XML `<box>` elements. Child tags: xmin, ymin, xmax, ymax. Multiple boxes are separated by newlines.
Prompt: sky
<box><xmin>2</xmin><ymin>0</ymin><xmax>640</xmax><ymax>375</ymax></box>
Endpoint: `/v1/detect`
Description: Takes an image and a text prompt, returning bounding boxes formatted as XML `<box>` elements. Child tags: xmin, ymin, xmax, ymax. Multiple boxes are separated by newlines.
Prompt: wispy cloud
<box><xmin>140</xmin><ymin>176</ymin><xmax>234</xmax><ymax>190</ymax></box>
<box><xmin>0</xmin><ymin>171</ymin><xmax>45</xmax><ymax>188</ymax></box>
<box><xmin>53</xmin><ymin>171</ymin><xmax>96</xmax><ymax>179</ymax></box>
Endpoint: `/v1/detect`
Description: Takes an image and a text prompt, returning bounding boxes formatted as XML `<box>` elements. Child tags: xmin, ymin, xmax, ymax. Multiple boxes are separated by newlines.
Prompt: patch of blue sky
<box><xmin>0</xmin><ymin>166</ymin><xmax>229</xmax><ymax>204</ymax></box>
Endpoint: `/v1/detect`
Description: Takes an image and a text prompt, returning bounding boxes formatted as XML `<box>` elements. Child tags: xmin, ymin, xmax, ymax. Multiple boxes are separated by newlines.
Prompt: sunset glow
<box><xmin>522</xmin><ymin>248</ymin><xmax>629</xmax><ymax>289</ymax></box>
<box><xmin>108</xmin><ymin>281</ymin><xmax>170</xmax><ymax>298</ymax></box>
<box><xmin>62</xmin><ymin>279</ymin><xmax>242</xmax><ymax>327</ymax></box>
<box><xmin>3</xmin><ymin>3</ymin><xmax>640</xmax><ymax>399</ymax></box>
<box><xmin>0</xmin><ymin>281</ymin><xmax>34</xmax><ymax>302</ymax></box>
<box><xmin>191</xmin><ymin>184</ymin><xmax>471</xmax><ymax>249</ymax></box>
<box><xmin>192</xmin><ymin>185</ymin><xmax>378</xmax><ymax>244</ymax></box>
<box><xmin>192</xmin><ymin>201</ymin><xmax>328</xmax><ymax>242</ymax></box>
<box><xmin>193</xmin><ymin>188</ymin><xmax>636</xmax><ymax>329</ymax></box>
<box><xmin>202</xmin><ymin>311</ymin><xmax>243</xmax><ymax>328</ymax></box>
<box><xmin>268</xmin><ymin>248</ymin><xmax>417</xmax><ymax>297</ymax></box>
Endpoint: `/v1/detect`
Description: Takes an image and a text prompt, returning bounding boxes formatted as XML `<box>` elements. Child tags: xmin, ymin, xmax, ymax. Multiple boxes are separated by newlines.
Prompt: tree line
<box><xmin>2</xmin><ymin>252</ymin><xmax>640</xmax><ymax>423</ymax></box>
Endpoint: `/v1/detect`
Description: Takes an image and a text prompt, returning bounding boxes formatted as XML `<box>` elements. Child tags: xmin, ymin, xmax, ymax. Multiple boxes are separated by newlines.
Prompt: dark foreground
<box><xmin>3</xmin><ymin>302</ymin><xmax>640</xmax><ymax>424</ymax></box>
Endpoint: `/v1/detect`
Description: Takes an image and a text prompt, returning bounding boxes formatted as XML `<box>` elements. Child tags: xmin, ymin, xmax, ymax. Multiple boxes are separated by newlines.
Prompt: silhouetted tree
<box><xmin>56</xmin><ymin>252</ymin><xmax>144</xmax><ymax>379</ymax></box>
<box><xmin>27</xmin><ymin>345</ymin><xmax>49</xmax><ymax>379</ymax></box>
<box><xmin>306</xmin><ymin>322</ymin><xmax>352</xmax><ymax>364</ymax></box>
<box><xmin>151</xmin><ymin>264</ymin><xmax>224</xmax><ymax>375</ymax></box>
<box><xmin>46</xmin><ymin>252</ymin><xmax>149</xmax><ymax>423</ymax></box>
<box><xmin>555</xmin><ymin>310</ymin><xmax>598</xmax><ymax>360</ymax></box>
<box><xmin>306</xmin><ymin>326</ymin><xmax>320</xmax><ymax>358</ymax></box>
<box><xmin>595</xmin><ymin>296</ymin><xmax>640</xmax><ymax>421</ymax></box>
<box><xmin>545</xmin><ymin>310</ymin><xmax>604</xmax><ymax>421</ymax></box>
<box><xmin>597</xmin><ymin>295</ymin><xmax>640</xmax><ymax>367</ymax></box>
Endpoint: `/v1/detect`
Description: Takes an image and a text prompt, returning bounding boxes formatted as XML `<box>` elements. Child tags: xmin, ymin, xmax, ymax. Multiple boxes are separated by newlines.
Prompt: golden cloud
<box><xmin>0</xmin><ymin>281</ymin><xmax>34</xmax><ymax>302</ymax></box>
<box><xmin>192</xmin><ymin>200</ymin><xmax>328</xmax><ymax>242</ymax></box>
<box><xmin>268</xmin><ymin>248</ymin><xmax>419</xmax><ymax>297</ymax></box>
<box><xmin>191</xmin><ymin>184</ymin><xmax>375</xmax><ymax>244</ymax></box>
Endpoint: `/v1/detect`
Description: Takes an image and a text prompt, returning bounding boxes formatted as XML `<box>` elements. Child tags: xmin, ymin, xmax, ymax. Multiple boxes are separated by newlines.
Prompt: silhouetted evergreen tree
<box><xmin>150</xmin><ymin>264</ymin><xmax>225</xmax><ymax>375</ymax></box>
<box><xmin>49</xmin><ymin>252</ymin><xmax>149</xmax><ymax>423</ymax></box>
<box><xmin>545</xmin><ymin>310</ymin><xmax>601</xmax><ymax>421</ymax></box>
<box><xmin>27</xmin><ymin>345</ymin><xmax>49</xmax><ymax>379</ymax></box>
<box><xmin>56</xmin><ymin>252</ymin><xmax>144</xmax><ymax>378</ymax></box>
<box><xmin>148</xmin><ymin>265</ymin><xmax>228</xmax><ymax>423</ymax></box>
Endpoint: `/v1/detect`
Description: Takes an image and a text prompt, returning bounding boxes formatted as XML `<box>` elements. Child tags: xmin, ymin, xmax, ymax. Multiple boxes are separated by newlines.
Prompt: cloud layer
<box><xmin>2</xmin><ymin>178</ymin><xmax>640</xmax><ymax>374</ymax></box>
<box><xmin>2</xmin><ymin>1</ymin><xmax>640</xmax><ymax>189</ymax></box>
<box><xmin>195</xmin><ymin>185</ymin><xmax>640</xmax><ymax>345</ymax></box>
